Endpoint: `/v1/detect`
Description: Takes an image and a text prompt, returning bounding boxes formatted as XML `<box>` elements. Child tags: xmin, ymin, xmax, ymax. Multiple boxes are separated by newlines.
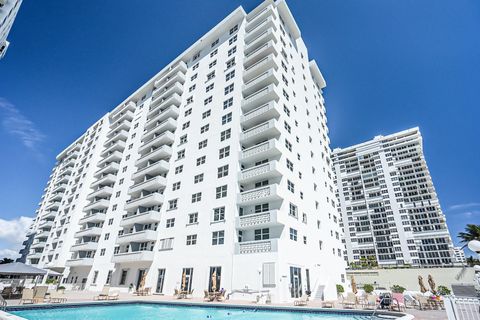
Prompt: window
<box><xmin>172</xmin><ymin>181</ymin><xmax>181</xmax><ymax>191</ymax></box>
<box><xmin>186</xmin><ymin>234</ymin><xmax>197</xmax><ymax>245</ymax></box>
<box><xmin>289</xmin><ymin>203</ymin><xmax>298</xmax><ymax>218</ymax></box>
<box><xmin>192</xmin><ymin>63</ymin><xmax>199</xmax><ymax>70</ymax></box>
<box><xmin>229</xmin><ymin>24</ymin><xmax>238</xmax><ymax>35</ymax></box>
<box><xmin>200</xmin><ymin>124</ymin><xmax>209</xmax><ymax>133</ymax></box>
<box><xmin>209</xmin><ymin>60</ymin><xmax>217</xmax><ymax>68</ymax></box>
<box><xmin>206</xmin><ymin>83</ymin><xmax>214</xmax><ymax>92</ymax></box>
<box><xmin>255</xmin><ymin>203</ymin><xmax>269</xmax><ymax>213</ymax></box>
<box><xmin>255</xmin><ymin>228</ymin><xmax>269</xmax><ymax>240</ymax></box>
<box><xmin>166</xmin><ymin>218</ymin><xmax>175</xmax><ymax>228</ymax></box>
<box><xmin>223</xmin><ymin>97</ymin><xmax>233</xmax><ymax>109</ymax></box>
<box><xmin>222</xmin><ymin>112</ymin><xmax>232</xmax><ymax>124</ymax></box>
<box><xmin>225</xmin><ymin>70</ymin><xmax>235</xmax><ymax>81</ymax></box>
<box><xmin>224</xmin><ymin>83</ymin><xmax>234</xmax><ymax>95</ymax></box>
<box><xmin>192</xmin><ymin>192</ymin><xmax>202</xmax><ymax>203</ymax></box>
<box><xmin>286</xmin><ymin>159</ymin><xmax>293</xmax><ymax>171</ymax></box>
<box><xmin>289</xmin><ymin>228</ymin><xmax>298</xmax><ymax>241</ymax></box>
<box><xmin>212</xmin><ymin>231</ymin><xmax>225</xmax><ymax>245</ymax></box>
<box><xmin>159</xmin><ymin>237</ymin><xmax>174</xmax><ymax>250</ymax></box>
<box><xmin>120</xmin><ymin>270</ymin><xmax>128</xmax><ymax>285</ymax></box>
<box><xmin>202</xmin><ymin>110</ymin><xmax>211</xmax><ymax>118</ymax></box>
<box><xmin>207</xmin><ymin>71</ymin><xmax>215</xmax><ymax>81</ymax></box>
<box><xmin>216</xmin><ymin>185</ymin><xmax>227</xmax><ymax>198</ymax></box>
<box><xmin>179</xmin><ymin>134</ymin><xmax>187</xmax><ymax>144</ymax></box>
<box><xmin>220</xmin><ymin>129</ymin><xmax>231</xmax><ymax>141</ymax></box>
<box><xmin>168</xmin><ymin>199</ymin><xmax>178</xmax><ymax>210</ymax></box>
<box><xmin>194</xmin><ymin>173</ymin><xmax>204</xmax><ymax>183</ymax></box>
<box><xmin>177</xmin><ymin>149</ymin><xmax>185</xmax><ymax>160</ymax></box>
<box><xmin>196</xmin><ymin>156</ymin><xmax>206</xmax><ymax>166</ymax></box>
<box><xmin>229</xmin><ymin>35</ymin><xmax>237</xmax><ymax>45</ymax></box>
<box><xmin>188</xmin><ymin>212</ymin><xmax>198</xmax><ymax>224</ymax></box>
<box><xmin>210</xmin><ymin>49</ymin><xmax>218</xmax><ymax>57</ymax></box>
<box><xmin>285</xmin><ymin>139</ymin><xmax>292</xmax><ymax>151</ymax></box>
<box><xmin>106</xmin><ymin>270</ymin><xmax>113</xmax><ymax>284</ymax></box>
<box><xmin>175</xmin><ymin>165</ymin><xmax>183</xmax><ymax>174</ymax></box>
<box><xmin>228</xmin><ymin>46</ymin><xmax>236</xmax><ymax>56</ymax></box>
<box><xmin>213</xmin><ymin>207</ymin><xmax>225</xmax><ymax>221</ymax></box>
<box><xmin>100</xmin><ymin>249</ymin><xmax>106</xmax><ymax>256</ymax></box>
<box><xmin>204</xmin><ymin>96</ymin><xmax>213</xmax><ymax>105</ymax></box>
<box><xmin>193</xmin><ymin>52</ymin><xmax>200</xmax><ymax>60</ymax></box>
<box><xmin>219</xmin><ymin>146</ymin><xmax>230</xmax><ymax>159</ymax></box>
<box><xmin>226</xmin><ymin>58</ymin><xmax>235</xmax><ymax>69</ymax></box>
<box><xmin>287</xmin><ymin>180</ymin><xmax>295</xmax><ymax>193</ymax></box>
<box><xmin>182</xmin><ymin>121</ymin><xmax>190</xmax><ymax>130</ymax></box>
<box><xmin>211</xmin><ymin>38</ymin><xmax>219</xmax><ymax>47</ymax></box>
<box><xmin>187</xmin><ymin>96</ymin><xmax>194</xmax><ymax>104</ymax></box>
<box><xmin>217</xmin><ymin>165</ymin><xmax>229</xmax><ymax>178</ymax></box>
<box><xmin>184</xmin><ymin>108</ymin><xmax>192</xmax><ymax>116</ymax></box>
<box><xmin>188</xmin><ymin>85</ymin><xmax>196</xmax><ymax>93</ymax></box>
<box><xmin>198</xmin><ymin>139</ymin><xmax>208</xmax><ymax>149</ymax></box>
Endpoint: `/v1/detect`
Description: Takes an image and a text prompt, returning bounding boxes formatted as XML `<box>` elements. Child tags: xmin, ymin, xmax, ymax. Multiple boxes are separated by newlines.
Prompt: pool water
<box><xmin>10</xmin><ymin>303</ymin><xmax>387</xmax><ymax>320</ymax></box>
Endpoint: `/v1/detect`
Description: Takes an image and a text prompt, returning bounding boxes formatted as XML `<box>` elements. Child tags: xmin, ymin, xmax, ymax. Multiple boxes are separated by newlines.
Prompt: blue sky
<box><xmin>0</xmin><ymin>0</ymin><xmax>479</xmax><ymax>258</ymax></box>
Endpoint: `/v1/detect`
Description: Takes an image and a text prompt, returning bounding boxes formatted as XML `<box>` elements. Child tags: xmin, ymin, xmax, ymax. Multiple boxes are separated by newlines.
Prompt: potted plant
<box><xmin>363</xmin><ymin>284</ymin><xmax>374</xmax><ymax>294</ymax></box>
<box><xmin>57</xmin><ymin>286</ymin><xmax>66</xmax><ymax>294</ymax></box>
<box><xmin>336</xmin><ymin>284</ymin><xmax>344</xmax><ymax>297</ymax></box>
<box><xmin>437</xmin><ymin>285</ymin><xmax>451</xmax><ymax>296</ymax></box>
<box><xmin>391</xmin><ymin>285</ymin><xmax>406</xmax><ymax>294</ymax></box>
<box><xmin>128</xmin><ymin>283</ymin><xmax>134</xmax><ymax>293</ymax></box>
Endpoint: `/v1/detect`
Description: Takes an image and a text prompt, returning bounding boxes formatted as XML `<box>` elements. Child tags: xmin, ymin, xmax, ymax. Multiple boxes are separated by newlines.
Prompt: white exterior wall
<box><xmin>333</xmin><ymin>128</ymin><xmax>455</xmax><ymax>268</ymax></box>
<box><xmin>22</xmin><ymin>0</ymin><xmax>346</xmax><ymax>303</ymax></box>
<box><xmin>453</xmin><ymin>247</ymin><xmax>466</xmax><ymax>264</ymax></box>
<box><xmin>0</xmin><ymin>0</ymin><xmax>22</xmax><ymax>59</ymax></box>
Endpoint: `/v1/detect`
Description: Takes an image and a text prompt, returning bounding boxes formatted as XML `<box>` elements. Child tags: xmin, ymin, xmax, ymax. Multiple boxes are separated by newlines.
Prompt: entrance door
<box><xmin>208</xmin><ymin>266</ymin><xmax>221</xmax><ymax>292</ymax></box>
<box><xmin>136</xmin><ymin>269</ymin><xmax>145</xmax><ymax>290</ymax></box>
<box><xmin>156</xmin><ymin>269</ymin><xmax>166</xmax><ymax>293</ymax></box>
<box><xmin>289</xmin><ymin>267</ymin><xmax>302</xmax><ymax>298</ymax></box>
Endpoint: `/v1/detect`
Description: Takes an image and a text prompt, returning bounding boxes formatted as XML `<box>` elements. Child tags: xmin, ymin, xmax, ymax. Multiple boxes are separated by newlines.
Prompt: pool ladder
<box><xmin>0</xmin><ymin>294</ymin><xmax>7</xmax><ymax>311</ymax></box>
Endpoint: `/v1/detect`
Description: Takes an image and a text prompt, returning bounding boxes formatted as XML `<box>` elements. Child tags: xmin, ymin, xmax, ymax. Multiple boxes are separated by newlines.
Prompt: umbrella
<box><xmin>418</xmin><ymin>275</ymin><xmax>427</xmax><ymax>293</ymax></box>
<box><xmin>139</xmin><ymin>271</ymin><xmax>147</xmax><ymax>291</ymax></box>
<box><xmin>428</xmin><ymin>274</ymin><xmax>436</xmax><ymax>294</ymax></box>
<box><xmin>211</xmin><ymin>270</ymin><xmax>217</xmax><ymax>292</ymax></box>
<box><xmin>351</xmin><ymin>275</ymin><xmax>358</xmax><ymax>294</ymax></box>
<box><xmin>181</xmin><ymin>271</ymin><xmax>187</xmax><ymax>291</ymax></box>
<box><xmin>0</xmin><ymin>262</ymin><xmax>48</xmax><ymax>276</ymax></box>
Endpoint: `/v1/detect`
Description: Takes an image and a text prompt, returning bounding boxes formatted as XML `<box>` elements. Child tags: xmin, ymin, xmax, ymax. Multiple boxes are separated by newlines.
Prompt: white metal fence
<box><xmin>446</xmin><ymin>296</ymin><xmax>480</xmax><ymax>320</ymax></box>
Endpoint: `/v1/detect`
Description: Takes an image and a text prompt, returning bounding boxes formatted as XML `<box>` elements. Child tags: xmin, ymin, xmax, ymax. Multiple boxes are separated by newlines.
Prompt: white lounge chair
<box><xmin>107</xmin><ymin>291</ymin><xmax>119</xmax><ymax>300</ymax></box>
<box><xmin>50</xmin><ymin>291</ymin><xmax>66</xmax><ymax>303</ymax></box>
<box><xmin>341</xmin><ymin>292</ymin><xmax>357</xmax><ymax>309</ymax></box>
<box><xmin>33</xmin><ymin>286</ymin><xmax>48</xmax><ymax>303</ymax></box>
<box><xmin>94</xmin><ymin>285</ymin><xmax>110</xmax><ymax>301</ymax></box>
<box><xmin>20</xmin><ymin>288</ymin><xmax>35</xmax><ymax>304</ymax></box>
<box><xmin>294</xmin><ymin>293</ymin><xmax>309</xmax><ymax>306</ymax></box>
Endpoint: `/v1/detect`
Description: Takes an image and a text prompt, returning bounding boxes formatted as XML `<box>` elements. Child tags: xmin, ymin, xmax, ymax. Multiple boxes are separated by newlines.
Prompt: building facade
<box><xmin>333</xmin><ymin>128</ymin><xmax>455</xmax><ymax>268</ymax></box>
<box><xmin>453</xmin><ymin>247</ymin><xmax>466</xmax><ymax>264</ymax></box>
<box><xmin>20</xmin><ymin>0</ymin><xmax>345</xmax><ymax>302</ymax></box>
<box><xmin>0</xmin><ymin>0</ymin><xmax>22</xmax><ymax>59</ymax></box>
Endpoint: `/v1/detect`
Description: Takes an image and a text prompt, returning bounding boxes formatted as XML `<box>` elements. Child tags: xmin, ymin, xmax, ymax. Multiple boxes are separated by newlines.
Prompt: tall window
<box><xmin>180</xmin><ymin>268</ymin><xmax>194</xmax><ymax>292</ymax></box>
<box><xmin>156</xmin><ymin>269</ymin><xmax>166</xmax><ymax>293</ymax></box>
<box><xmin>208</xmin><ymin>266</ymin><xmax>222</xmax><ymax>292</ymax></box>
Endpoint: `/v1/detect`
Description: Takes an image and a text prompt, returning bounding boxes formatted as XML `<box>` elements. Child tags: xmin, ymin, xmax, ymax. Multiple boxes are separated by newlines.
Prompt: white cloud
<box><xmin>0</xmin><ymin>216</ymin><xmax>32</xmax><ymax>246</ymax></box>
<box><xmin>0</xmin><ymin>249</ymin><xmax>20</xmax><ymax>260</ymax></box>
<box><xmin>0</xmin><ymin>98</ymin><xmax>45</xmax><ymax>156</ymax></box>
<box><xmin>448</xmin><ymin>202</ymin><xmax>480</xmax><ymax>210</ymax></box>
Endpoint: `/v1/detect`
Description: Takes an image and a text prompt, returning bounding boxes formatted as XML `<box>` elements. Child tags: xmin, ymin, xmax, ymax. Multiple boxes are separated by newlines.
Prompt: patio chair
<box><xmin>341</xmin><ymin>292</ymin><xmax>357</xmax><ymax>309</ymax></box>
<box><xmin>94</xmin><ymin>285</ymin><xmax>110</xmax><ymax>300</ymax></box>
<box><xmin>33</xmin><ymin>286</ymin><xmax>48</xmax><ymax>303</ymax></box>
<box><xmin>20</xmin><ymin>288</ymin><xmax>35</xmax><ymax>304</ymax></box>
<box><xmin>215</xmin><ymin>290</ymin><xmax>226</xmax><ymax>302</ymax></box>
<box><xmin>107</xmin><ymin>291</ymin><xmax>119</xmax><ymax>300</ymax></box>
<box><xmin>414</xmin><ymin>294</ymin><xmax>432</xmax><ymax>310</ymax></box>
<box><xmin>362</xmin><ymin>295</ymin><xmax>377</xmax><ymax>310</ymax></box>
<box><xmin>1</xmin><ymin>287</ymin><xmax>13</xmax><ymax>299</ymax></box>
<box><xmin>403</xmin><ymin>293</ymin><xmax>417</xmax><ymax>309</ymax></box>
<box><xmin>294</xmin><ymin>293</ymin><xmax>309</xmax><ymax>306</ymax></box>
<box><xmin>49</xmin><ymin>291</ymin><xmax>66</xmax><ymax>303</ymax></box>
<box><xmin>391</xmin><ymin>293</ymin><xmax>406</xmax><ymax>311</ymax></box>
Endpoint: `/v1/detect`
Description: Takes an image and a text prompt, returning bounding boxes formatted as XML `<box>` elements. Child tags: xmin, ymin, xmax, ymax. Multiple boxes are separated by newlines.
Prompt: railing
<box><xmin>242</xmin><ymin>120</ymin><xmax>272</xmax><ymax>141</ymax></box>
<box><xmin>239</xmin><ymin>185</ymin><xmax>273</xmax><ymax>203</ymax></box>
<box><xmin>240</xmin><ymin>162</ymin><xmax>274</xmax><ymax>181</ymax></box>
<box><xmin>237</xmin><ymin>239</ymin><xmax>275</xmax><ymax>254</ymax></box>
<box><xmin>245</xmin><ymin>55</ymin><xmax>270</xmax><ymax>72</ymax></box>
<box><xmin>242</xmin><ymin>140</ymin><xmax>273</xmax><ymax>159</ymax></box>
<box><xmin>445</xmin><ymin>296</ymin><xmax>480</xmax><ymax>320</ymax></box>
<box><xmin>242</xmin><ymin>102</ymin><xmax>275</xmax><ymax>123</ymax></box>
<box><xmin>238</xmin><ymin>211</ymin><xmax>272</xmax><ymax>228</ymax></box>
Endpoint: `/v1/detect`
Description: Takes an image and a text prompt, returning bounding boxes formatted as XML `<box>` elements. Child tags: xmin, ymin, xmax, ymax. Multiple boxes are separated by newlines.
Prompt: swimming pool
<box><xmin>6</xmin><ymin>302</ymin><xmax>406</xmax><ymax>320</ymax></box>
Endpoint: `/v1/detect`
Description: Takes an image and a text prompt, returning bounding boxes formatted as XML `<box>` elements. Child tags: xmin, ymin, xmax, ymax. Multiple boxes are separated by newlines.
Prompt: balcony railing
<box><xmin>238</xmin><ymin>184</ymin><xmax>281</xmax><ymax>204</ymax></box>
<box><xmin>239</xmin><ymin>160</ymin><xmax>281</xmax><ymax>183</ymax></box>
<box><xmin>235</xmin><ymin>239</ymin><xmax>278</xmax><ymax>254</ymax></box>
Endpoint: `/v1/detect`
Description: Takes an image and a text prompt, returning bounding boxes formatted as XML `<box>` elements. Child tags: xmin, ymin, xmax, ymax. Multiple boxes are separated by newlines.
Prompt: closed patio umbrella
<box><xmin>418</xmin><ymin>275</ymin><xmax>427</xmax><ymax>293</ymax></box>
<box><xmin>351</xmin><ymin>275</ymin><xmax>358</xmax><ymax>294</ymax></box>
<box><xmin>428</xmin><ymin>274</ymin><xmax>436</xmax><ymax>294</ymax></box>
<box><xmin>211</xmin><ymin>270</ymin><xmax>217</xmax><ymax>292</ymax></box>
<box><xmin>181</xmin><ymin>271</ymin><xmax>187</xmax><ymax>291</ymax></box>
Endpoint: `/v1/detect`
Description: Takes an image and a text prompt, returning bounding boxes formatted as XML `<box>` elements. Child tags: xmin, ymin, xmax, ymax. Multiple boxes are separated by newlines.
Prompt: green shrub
<box><xmin>45</xmin><ymin>278</ymin><xmax>57</xmax><ymax>285</ymax></box>
<box><xmin>391</xmin><ymin>285</ymin><xmax>406</xmax><ymax>293</ymax></box>
<box><xmin>336</xmin><ymin>284</ymin><xmax>344</xmax><ymax>294</ymax></box>
<box><xmin>57</xmin><ymin>286</ymin><xmax>66</xmax><ymax>290</ymax></box>
<box><xmin>437</xmin><ymin>285</ymin><xmax>451</xmax><ymax>296</ymax></box>
<box><xmin>363</xmin><ymin>284</ymin><xmax>374</xmax><ymax>294</ymax></box>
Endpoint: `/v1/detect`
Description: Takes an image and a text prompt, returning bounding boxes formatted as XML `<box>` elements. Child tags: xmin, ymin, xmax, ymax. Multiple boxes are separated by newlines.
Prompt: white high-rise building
<box><xmin>332</xmin><ymin>128</ymin><xmax>455</xmax><ymax>268</ymax></box>
<box><xmin>453</xmin><ymin>247</ymin><xmax>466</xmax><ymax>264</ymax></box>
<box><xmin>22</xmin><ymin>0</ymin><xmax>345</xmax><ymax>302</ymax></box>
<box><xmin>0</xmin><ymin>0</ymin><xmax>22</xmax><ymax>59</ymax></box>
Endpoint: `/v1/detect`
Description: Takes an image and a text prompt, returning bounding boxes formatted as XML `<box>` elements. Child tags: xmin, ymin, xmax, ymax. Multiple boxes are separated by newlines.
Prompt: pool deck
<box><xmin>2</xmin><ymin>290</ymin><xmax>447</xmax><ymax>320</ymax></box>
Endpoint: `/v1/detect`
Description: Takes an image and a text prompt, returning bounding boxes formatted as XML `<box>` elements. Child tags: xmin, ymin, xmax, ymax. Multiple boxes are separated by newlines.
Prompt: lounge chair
<box><xmin>322</xmin><ymin>300</ymin><xmax>335</xmax><ymax>308</ymax></box>
<box><xmin>414</xmin><ymin>294</ymin><xmax>431</xmax><ymax>310</ymax></box>
<box><xmin>204</xmin><ymin>290</ymin><xmax>215</xmax><ymax>302</ymax></box>
<box><xmin>20</xmin><ymin>288</ymin><xmax>35</xmax><ymax>304</ymax></box>
<box><xmin>216</xmin><ymin>290</ymin><xmax>226</xmax><ymax>302</ymax></box>
<box><xmin>294</xmin><ymin>293</ymin><xmax>308</xmax><ymax>306</ymax></box>
<box><xmin>107</xmin><ymin>291</ymin><xmax>119</xmax><ymax>300</ymax></box>
<box><xmin>1</xmin><ymin>287</ymin><xmax>13</xmax><ymax>299</ymax></box>
<box><xmin>50</xmin><ymin>291</ymin><xmax>66</xmax><ymax>303</ymax></box>
<box><xmin>33</xmin><ymin>286</ymin><xmax>48</xmax><ymax>303</ymax></box>
<box><xmin>362</xmin><ymin>295</ymin><xmax>377</xmax><ymax>309</ymax></box>
<box><xmin>341</xmin><ymin>292</ymin><xmax>357</xmax><ymax>309</ymax></box>
<box><xmin>391</xmin><ymin>293</ymin><xmax>406</xmax><ymax>311</ymax></box>
<box><xmin>94</xmin><ymin>285</ymin><xmax>110</xmax><ymax>300</ymax></box>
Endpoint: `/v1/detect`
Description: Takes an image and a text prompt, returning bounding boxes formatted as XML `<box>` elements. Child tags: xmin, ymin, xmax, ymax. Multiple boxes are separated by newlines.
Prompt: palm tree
<box><xmin>458</xmin><ymin>224</ymin><xmax>480</xmax><ymax>248</ymax></box>
<box><xmin>0</xmin><ymin>258</ymin><xmax>14</xmax><ymax>264</ymax></box>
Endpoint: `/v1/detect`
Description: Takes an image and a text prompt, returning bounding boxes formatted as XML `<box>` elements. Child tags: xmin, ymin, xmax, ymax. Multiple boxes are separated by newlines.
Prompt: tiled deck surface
<box><xmin>4</xmin><ymin>290</ymin><xmax>448</xmax><ymax>320</ymax></box>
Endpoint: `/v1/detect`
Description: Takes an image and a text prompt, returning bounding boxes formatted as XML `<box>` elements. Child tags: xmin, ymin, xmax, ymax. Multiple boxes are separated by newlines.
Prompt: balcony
<box><xmin>242</xmin><ymin>84</ymin><xmax>280</xmax><ymax>112</ymax></box>
<box><xmin>240</xmin><ymin>119</ymin><xmax>281</xmax><ymax>147</ymax></box>
<box><xmin>243</xmin><ymin>68</ymin><xmax>278</xmax><ymax>96</ymax></box>
<box><xmin>105</xmin><ymin>129</ymin><xmax>129</xmax><ymax>145</ymax></box>
<box><xmin>70</xmin><ymin>242</ymin><xmax>98</xmax><ymax>252</ymax></box>
<box><xmin>91</xmin><ymin>173</ymin><xmax>117</xmax><ymax>188</ymax></box>
<box><xmin>35</xmin><ymin>230</ymin><xmax>49</xmax><ymax>239</ymax></box>
<box><xmin>30</xmin><ymin>242</ymin><xmax>46</xmax><ymax>249</ymax></box>
<box><xmin>57</xmin><ymin>174</ymin><xmax>71</xmax><ymax>184</ymax></box>
<box><xmin>239</xmin><ymin>161</ymin><xmax>282</xmax><ymax>184</ymax></box>
<box><xmin>124</xmin><ymin>192</ymin><xmax>164</xmax><ymax>211</ymax></box>
<box><xmin>45</xmin><ymin>201</ymin><xmax>61</xmax><ymax>211</ymax></box>
<box><xmin>245</xmin><ymin>15</ymin><xmax>276</xmax><ymax>43</ymax></box>
<box><xmin>235</xmin><ymin>239</ymin><xmax>278</xmax><ymax>254</ymax></box>
<box><xmin>111</xmin><ymin>101</ymin><xmax>136</xmax><ymax>122</ymax></box>
<box><xmin>138</xmin><ymin>132</ymin><xmax>174</xmax><ymax>156</ymax></box>
<box><xmin>52</xmin><ymin>183</ymin><xmax>68</xmax><ymax>193</ymax></box>
<box><xmin>145</xmin><ymin>103</ymin><xmax>180</xmax><ymax>131</ymax></box>
<box><xmin>154</xmin><ymin>61</ymin><xmax>188</xmax><ymax>88</ymax></box>
<box><xmin>87</xmin><ymin>186</ymin><xmax>113</xmax><ymax>200</ymax></box>
<box><xmin>143</xmin><ymin>118</ymin><xmax>177</xmax><ymax>144</ymax></box>
<box><xmin>112</xmin><ymin>250</ymin><xmax>154</xmax><ymax>264</ymax></box>
<box><xmin>131</xmin><ymin>160</ymin><xmax>169</xmax><ymax>180</ymax></box>
<box><xmin>129</xmin><ymin>176</ymin><xmax>167</xmax><ymax>195</ymax></box>
<box><xmin>240</xmin><ymin>138</ymin><xmax>282</xmax><ymax>164</ymax></box>
<box><xmin>99</xmin><ymin>151</ymin><xmax>123</xmax><ymax>168</ymax></box>
<box><xmin>151</xmin><ymin>82</ymin><xmax>184</xmax><ymax>107</ymax></box>
<box><xmin>110</xmin><ymin>119</ymin><xmax>132</xmax><ymax>132</ymax></box>
<box><xmin>42</xmin><ymin>211</ymin><xmax>57</xmax><ymax>219</ymax></box>
<box><xmin>246</xmin><ymin>3</ymin><xmax>276</xmax><ymax>25</ymax></box>
<box><xmin>116</xmin><ymin>230</ymin><xmax>158</xmax><ymax>245</ymax></box>
<box><xmin>243</xmin><ymin>54</ymin><xmax>278</xmax><ymax>83</ymax></box>
<box><xmin>109</xmin><ymin>110</ymin><xmax>134</xmax><ymax>129</ymax></box>
<box><xmin>101</xmin><ymin>140</ymin><xmax>126</xmax><ymax>157</ymax></box>
<box><xmin>79</xmin><ymin>212</ymin><xmax>106</xmax><ymax>225</ymax></box>
<box><xmin>39</xmin><ymin>220</ymin><xmax>54</xmax><ymax>230</ymax></box>
<box><xmin>83</xmin><ymin>198</ymin><xmax>110</xmax><ymax>212</ymax></box>
<box><xmin>27</xmin><ymin>252</ymin><xmax>42</xmax><ymax>260</ymax></box>
<box><xmin>94</xmin><ymin>161</ymin><xmax>120</xmax><ymax>178</ymax></box>
<box><xmin>49</xmin><ymin>192</ymin><xmax>64</xmax><ymax>201</ymax></box>
<box><xmin>75</xmin><ymin>227</ymin><xmax>102</xmax><ymax>238</ymax></box>
<box><xmin>235</xmin><ymin>210</ymin><xmax>283</xmax><ymax>229</ymax></box>
<box><xmin>238</xmin><ymin>184</ymin><xmax>282</xmax><ymax>205</ymax></box>
<box><xmin>241</xmin><ymin>101</ymin><xmax>280</xmax><ymax>128</ymax></box>
<box><xmin>65</xmin><ymin>258</ymin><xmax>94</xmax><ymax>267</ymax></box>
<box><xmin>245</xmin><ymin>28</ymin><xmax>278</xmax><ymax>56</ymax></box>
<box><xmin>120</xmin><ymin>210</ymin><xmax>161</xmax><ymax>227</ymax></box>
<box><xmin>137</xmin><ymin>145</ymin><xmax>172</xmax><ymax>168</ymax></box>
<box><xmin>244</xmin><ymin>40</ymin><xmax>278</xmax><ymax>69</ymax></box>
